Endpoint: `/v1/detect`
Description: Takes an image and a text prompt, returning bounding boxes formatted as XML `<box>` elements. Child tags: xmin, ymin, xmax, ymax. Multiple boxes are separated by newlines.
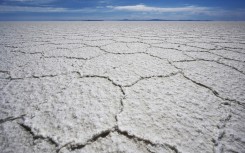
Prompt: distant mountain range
<box><xmin>119</xmin><ymin>19</ymin><xmax>212</xmax><ymax>21</ymax></box>
<box><xmin>78</xmin><ymin>19</ymin><xmax>213</xmax><ymax>21</ymax></box>
<box><xmin>2</xmin><ymin>19</ymin><xmax>214</xmax><ymax>21</ymax></box>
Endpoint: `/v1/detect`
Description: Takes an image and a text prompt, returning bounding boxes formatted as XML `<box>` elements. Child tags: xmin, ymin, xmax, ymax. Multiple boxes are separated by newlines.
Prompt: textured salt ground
<box><xmin>0</xmin><ymin>21</ymin><xmax>245</xmax><ymax>153</ymax></box>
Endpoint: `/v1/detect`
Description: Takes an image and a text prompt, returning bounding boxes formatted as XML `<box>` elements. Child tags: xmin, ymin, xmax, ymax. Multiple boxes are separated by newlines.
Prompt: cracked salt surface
<box><xmin>0</xmin><ymin>21</ymin><xmax>245</xmax><ymax>153</ymax></box>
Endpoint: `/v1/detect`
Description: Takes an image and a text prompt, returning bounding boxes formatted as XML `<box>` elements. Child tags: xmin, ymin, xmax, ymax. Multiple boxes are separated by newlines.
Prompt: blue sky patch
<box><xmin>0</xmin><ymin>0</ymin><xmax>245</xmax><ymax>20</ymax></box>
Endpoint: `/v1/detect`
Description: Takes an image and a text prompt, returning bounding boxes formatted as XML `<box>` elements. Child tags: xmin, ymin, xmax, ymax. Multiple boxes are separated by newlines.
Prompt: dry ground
<box><xmin>0</xmin><ymin>22</ymin><xmax>245</xmax><ymax>153</ymax></box>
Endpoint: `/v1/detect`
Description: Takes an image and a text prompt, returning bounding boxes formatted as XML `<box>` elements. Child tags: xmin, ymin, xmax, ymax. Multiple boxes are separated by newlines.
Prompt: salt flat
<box><xmin>0</xmin><ymin>21</ymin><xmax>245</xmax><ymax>153</ymax></box>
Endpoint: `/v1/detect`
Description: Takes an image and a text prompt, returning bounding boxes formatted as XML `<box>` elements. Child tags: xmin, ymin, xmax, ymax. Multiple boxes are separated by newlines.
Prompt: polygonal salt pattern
<box><xmin>0</xmin><ymin>21</ymin><xmax>245</xmax><ymax>153</ymax></box>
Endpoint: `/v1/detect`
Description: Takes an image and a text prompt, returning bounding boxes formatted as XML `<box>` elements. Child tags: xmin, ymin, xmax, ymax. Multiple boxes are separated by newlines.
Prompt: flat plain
<box><xmin>0</xmin><ymin>21</ymin><xmax>245</xmax><ymax>153</ymax></box>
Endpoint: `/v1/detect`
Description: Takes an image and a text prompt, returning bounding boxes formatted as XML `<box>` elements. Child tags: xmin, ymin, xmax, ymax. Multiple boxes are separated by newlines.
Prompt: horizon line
<box><xmin>1</xmin><ymin>19</ymin><xmax>245</xmax><ymax>21</ymax></box>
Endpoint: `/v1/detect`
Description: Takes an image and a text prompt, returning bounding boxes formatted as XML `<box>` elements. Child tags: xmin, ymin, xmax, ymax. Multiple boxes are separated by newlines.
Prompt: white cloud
<box><xmin>107</xmin><ymin>4</ymin><xmax>245</xmax><ymax>20</ymax></box>
<box><xmin>108</xmin><ymin>4</ymin><xmax>210</xmax><ymax>13</ymax></box>
<box><xmin>0</xmin><ymin>5</ymin><xmax>98</xmax><ymax>13</ymax></box>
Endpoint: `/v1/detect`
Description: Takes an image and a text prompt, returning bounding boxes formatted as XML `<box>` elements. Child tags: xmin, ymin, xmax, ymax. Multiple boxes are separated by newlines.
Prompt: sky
<box><xmin>0</xmin><ymin>0</ymin><xmax>245</xmax><ymax>21</ymax></box>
